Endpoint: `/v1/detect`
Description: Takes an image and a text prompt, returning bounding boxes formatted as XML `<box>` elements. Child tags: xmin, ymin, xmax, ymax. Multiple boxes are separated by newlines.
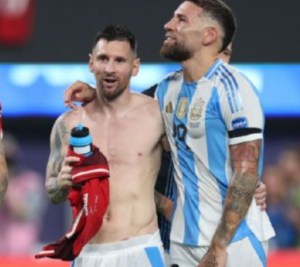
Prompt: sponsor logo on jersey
<box><xmin>232</xmin><ymin>117</ymin><xmax>248</xmax><ymax>129</ymax></box>
<box><xmin>83</xmin><ymin>193</ymin><xmax>89</xmax><ymax>216</ymax></box>
<box><xmin>190</xmin><ymin>98</ymin><xmax>205</xmax><ymax>121</ymax></box>
<box><xmin>176</xmin><ymin>98</ymin><xmax>188</xmax><ymax>119</ymax></box>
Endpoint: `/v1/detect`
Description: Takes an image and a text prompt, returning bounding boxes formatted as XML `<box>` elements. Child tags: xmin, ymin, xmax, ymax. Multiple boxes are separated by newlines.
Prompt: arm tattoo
<box><xmin>59</xmin><ymin>120</ymin><xmax>69</xmax><ymax>140</ymax></box>
<box><xmin>204</xmin><ymin>255</ymin><xmax>218</xmax><ymax>267</ymax></box>
<box><xmin>45</xmin><ymin>118</ymin><xmax>69</xmax><ymax>204</ymax></box>
<box><xmin>212</xmin><ymin>140</ymin><xmax>261</xmax><ymax>248</ymax></box>
<box><xmin>0</xmin><ymin>140</ymin><xmax>8</xmax><ymax>208</ymax></box>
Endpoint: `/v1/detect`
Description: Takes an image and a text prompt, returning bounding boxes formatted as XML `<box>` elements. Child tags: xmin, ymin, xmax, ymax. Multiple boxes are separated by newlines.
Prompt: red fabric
<box><xmin>0</xmin><ymin>0</ymin><xmax>36</xmax><ymax>45</ymax></box>
<box><xmin>35</xmin><ymin>146</ymin><xmax>109</xmax><ymax>261</ymax></box>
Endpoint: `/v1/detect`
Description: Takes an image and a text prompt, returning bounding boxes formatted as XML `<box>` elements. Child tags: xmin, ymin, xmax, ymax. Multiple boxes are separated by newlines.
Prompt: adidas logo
<box><xmin>165</xmin><ymin>102</ymin><xmax>174</xmax><ymax>113</ymax></box>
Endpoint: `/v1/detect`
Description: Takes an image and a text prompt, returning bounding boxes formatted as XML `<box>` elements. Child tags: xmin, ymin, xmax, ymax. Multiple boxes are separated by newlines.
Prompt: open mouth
<box><xmin>103</xmin><ymin>77</ymin><xmax>118</xmax><ymax>88</ymax></box>
<box><xmin>164</xmin><ymin>36</ymin><xmax>176</xmax><ymax>44</ymax></box>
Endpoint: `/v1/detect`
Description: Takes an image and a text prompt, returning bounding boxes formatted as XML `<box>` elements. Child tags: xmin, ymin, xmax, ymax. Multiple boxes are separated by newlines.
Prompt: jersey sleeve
<box><xmin>218</xmin><ymin>72</ymin><xmax>264</xmax><ymax>145</ymax></box>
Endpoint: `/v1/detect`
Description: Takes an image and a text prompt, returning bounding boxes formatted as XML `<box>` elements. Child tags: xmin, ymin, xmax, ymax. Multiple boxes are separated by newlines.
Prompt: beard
<box><xmin>160</xmin><ymin>41</ymin><xmax>193</xmax><ymax>62</ymax></box>
<box><xmin>101</xmin><ymin>85</ymin><xmax>126</xmax><ymax>101</ymax></box>
<box><xmin>98</xmin><ymin>74</ymin><xmax>130</xmax><ymax>101</ymax></box>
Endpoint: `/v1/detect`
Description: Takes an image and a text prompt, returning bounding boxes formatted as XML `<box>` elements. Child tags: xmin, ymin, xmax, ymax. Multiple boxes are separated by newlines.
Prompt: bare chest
<box><xmin>86</xmin><ymin>116</ymin><xmax>160</xmax><ymax>166</ymax></box>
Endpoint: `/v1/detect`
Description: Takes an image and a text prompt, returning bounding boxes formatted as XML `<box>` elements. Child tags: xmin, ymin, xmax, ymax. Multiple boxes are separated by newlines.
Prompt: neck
<box><xmin>94</xmin><ymin>88</ymin><xmax>132</xmax><ymax>117</ymax></box>
<box><xmin>181</xmin><ymin>49</ymin><xmax>219</xmax><ymax>82</ymax></box>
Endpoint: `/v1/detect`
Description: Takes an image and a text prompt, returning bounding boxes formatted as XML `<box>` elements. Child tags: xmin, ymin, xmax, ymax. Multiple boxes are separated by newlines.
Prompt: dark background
<box><xmin>1</xmin><ymin>0</ymin><xmax>300</xmax><ymax>63</ymax></box>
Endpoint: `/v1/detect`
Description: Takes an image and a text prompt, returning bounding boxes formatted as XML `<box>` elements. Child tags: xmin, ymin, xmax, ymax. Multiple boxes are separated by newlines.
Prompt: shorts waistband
<box><xmin>81</xmin><ymin>230</ymin><xmax>162</xmax><ymax>254</ymax></box>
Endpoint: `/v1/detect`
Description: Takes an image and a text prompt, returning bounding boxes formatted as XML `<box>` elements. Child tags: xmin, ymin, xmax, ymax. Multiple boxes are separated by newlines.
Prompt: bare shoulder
<box><xmin>131</xmin><ymin>93</ymin><xmax>165</xmax><ymax>137</ymax></box>
<box><xmin>55</xmin><ymin>107</ymin><xmax>86</xmax><ymax>133</ymax></box>
<box><xmin>131</xmin><ymin>93</ymin><xmax>161</xmax><ymax>117</ymax></box>
<box><xmin>51</xmin><ymin>108</ymin><xmax>83</xmax><ymax>148</ymax></box>
<box><xmin>53</xmin><ymin>112</ymin><xmax>72</xmax><ymax>142</ymax></box>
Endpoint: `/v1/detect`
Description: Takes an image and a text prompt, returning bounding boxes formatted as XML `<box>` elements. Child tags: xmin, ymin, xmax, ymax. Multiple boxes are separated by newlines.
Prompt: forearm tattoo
<box><xmin>0</xmin><ymin>141</ymin><xmax>8</xmax><ymax>208</ymax></box>
<box><xmin>46</xmin><ymin>118</ymin><xmax>69</xmax><ymax>204</ymax></box>
<box><xmin>213</xmin><ymin>140</ymin><xmax>261</xmax><ymax>247</ymax></box>
<box><xmin>204</xmin><ymin>255</ymin><xmax>218</xmax><ymax>267</ymax></box>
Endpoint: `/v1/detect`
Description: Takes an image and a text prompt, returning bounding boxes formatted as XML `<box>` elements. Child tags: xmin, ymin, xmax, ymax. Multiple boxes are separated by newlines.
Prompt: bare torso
<box><xmin>63</xmin><ymin>93</ymin><xmax>164</xmax><ymax>243</ymax></box>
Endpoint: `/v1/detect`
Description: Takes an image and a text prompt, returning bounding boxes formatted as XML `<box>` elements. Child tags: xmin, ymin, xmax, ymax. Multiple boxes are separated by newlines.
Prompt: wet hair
<box><xmin>184</xmin><ymin>0</ymin><xmax>237</xmax><ymax>52</ymax></box>
<box><xmin>92</xmin><ymin>24</ymin><xmax>137</xmax><ymax>55</ymax></box>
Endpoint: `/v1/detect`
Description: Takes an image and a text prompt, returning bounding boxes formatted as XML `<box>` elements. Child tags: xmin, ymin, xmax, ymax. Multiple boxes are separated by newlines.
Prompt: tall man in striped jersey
<box><xmin>157</xmin><ymin>1</ymin><xmax>274</xmax><ymax>266</ymax></box>
<box><xmin>0</xmin><ymin>103</ymin><xmax>8</xmax><ymax>209</ymax></box>
<box><xmin>63</xmin><ymin>1</ymin><xmax>274</xmax><ymax>266</ymax></box>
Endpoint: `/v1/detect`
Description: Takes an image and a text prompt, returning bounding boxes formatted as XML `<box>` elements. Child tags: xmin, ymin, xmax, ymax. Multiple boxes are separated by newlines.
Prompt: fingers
<box><xmin>58</xmin><ymin>156</ymin><xmax>81</xmax><ymax>189</ymax></box>
<box><xmin>255</xmin><ymin>182</ymin><xmax>267</xmax><ymax>198</ymax></box>
<box><xmin>254</xmin><ymin>182</ymin><xmax>267</xmax><ymax>210</ymax></box>
<box><xmin>256</xmin><ymin>181</ymin><xmax>267</xmax><ymax>193</ymax></box>
<box><xmin>255</xmin><ymin>195</ymin><xmax>267</xmax><ymax>206</ymax></box>
<box><xmin>254</xmin><ymin>191</ymin><xmax>267</xmax><ymax>202</ymax></box>
<box><xmin>57</xmin><ymin>170</ymin><xmax>73</xmax><ymax>189</ymax></box>
<box><xmin>259</xmin><ymin>202</ymin><xmax>267</xmax><ymax>212</ymax></box>
<box><xmin>64</xmin><ymin>156</ymin><xmax>81</xmax><ymax>165</ymax></box>
<box><xmin>64</xmin><ymin>80</ymin><xmax>86</xmax><ymax>109</ymax></box>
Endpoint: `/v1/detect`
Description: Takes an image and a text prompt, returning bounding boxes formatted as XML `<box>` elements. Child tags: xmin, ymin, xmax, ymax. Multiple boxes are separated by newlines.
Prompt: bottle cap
<box><xmin>70</xmin><ymin>124</ymin><xmax>92</xmax><ymax>156</ymax></box>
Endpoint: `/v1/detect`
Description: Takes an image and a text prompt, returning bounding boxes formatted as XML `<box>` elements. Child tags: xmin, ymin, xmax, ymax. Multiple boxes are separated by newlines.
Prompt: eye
<box><xmin>178</xmin><ymin>15</ymin><xmax>187</xmax><ymax>22</ymax></box>
<box><xmin>97</xmin><ymin>55</ymin><xmax>108</xmax><ymax>63</ymax></box>
<box><xmin>116</xmin><ymin>57</ymin><xmax>126</xmax><ymax>63</ymax></box>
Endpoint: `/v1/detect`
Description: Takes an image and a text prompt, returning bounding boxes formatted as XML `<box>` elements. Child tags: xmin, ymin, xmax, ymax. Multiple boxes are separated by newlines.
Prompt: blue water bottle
<box><xmin>70</xmin><ymin>124</ymin><xmax>93</xmax><ymax>157</ymax></box>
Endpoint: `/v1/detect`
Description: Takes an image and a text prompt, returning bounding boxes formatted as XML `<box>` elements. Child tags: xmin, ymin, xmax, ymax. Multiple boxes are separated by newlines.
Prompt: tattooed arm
<box><xmin>199</xmin><ymin>140</ymin><xmax>261</xmax><ymax>267</ymax></box>
<box><xmin>45</xmin><ymin>115</ymin><xmax>79</xmax><ymax>204</ymax></box>
<box><xmin>0</xmin><ymin>138</ymin><xmax>8</xmax><ymax>209</ymax></box>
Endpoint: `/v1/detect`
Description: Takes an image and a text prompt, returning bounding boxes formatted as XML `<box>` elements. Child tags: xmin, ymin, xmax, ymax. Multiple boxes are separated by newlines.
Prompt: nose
<box><xmin>164</xmin><ymin>17</ymin><xmax>175</xmax><ymax>31</ymax></box>
<box><xmin>105</xmin><ymin>60</ymin><xmax>116</xmax><ymax>74</ymax></box>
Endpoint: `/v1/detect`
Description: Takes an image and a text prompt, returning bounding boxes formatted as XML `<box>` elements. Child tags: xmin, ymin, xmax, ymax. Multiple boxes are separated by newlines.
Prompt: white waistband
<box><xmin>81</xmin><ymin>230</ymin><xmax>162</xmax><ymax>254</ymax></box>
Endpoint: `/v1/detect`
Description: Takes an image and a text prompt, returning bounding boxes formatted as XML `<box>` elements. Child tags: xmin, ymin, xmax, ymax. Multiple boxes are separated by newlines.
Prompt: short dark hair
<box><xmin>184</xmin><ymin>0</ymin><xmax>236</xmax><ymax>52</ymax></box>
<box><xmin>92</xmin><ymin>24</ymin><xmax>137</xmax><ymax>55</ymax></box>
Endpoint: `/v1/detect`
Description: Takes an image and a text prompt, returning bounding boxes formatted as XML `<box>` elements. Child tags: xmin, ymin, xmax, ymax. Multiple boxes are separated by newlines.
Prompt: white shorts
<box><xmin>170</xmin><ymin>233</ymin><xmax>268</xmax><ymax>267</ymax></box>
<box><xmin>72</xmin><ymin>231</ymin><xmax>165</xmax><ymax>267</ymax></box>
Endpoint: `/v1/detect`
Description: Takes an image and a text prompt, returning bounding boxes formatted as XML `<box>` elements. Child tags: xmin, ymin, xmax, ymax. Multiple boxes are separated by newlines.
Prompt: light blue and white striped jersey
<box><xmin>155</xmin><ymin>59</ymin><xmax>275</xmax><ymax>247</ymax></box>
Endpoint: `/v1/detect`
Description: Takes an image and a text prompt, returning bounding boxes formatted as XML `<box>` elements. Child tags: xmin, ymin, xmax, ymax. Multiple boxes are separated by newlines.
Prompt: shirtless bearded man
<box><xmin>45</xmin><ymin>25</ymin><xmax>167</xmax><ymax>267</ymax></box>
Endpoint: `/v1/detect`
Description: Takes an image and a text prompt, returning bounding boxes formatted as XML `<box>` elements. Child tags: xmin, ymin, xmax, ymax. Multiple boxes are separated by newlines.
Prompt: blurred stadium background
<box><xmin>0</xmin><ymin>0</ymin><xmax>300</xmax><ymax>266</ymax></box>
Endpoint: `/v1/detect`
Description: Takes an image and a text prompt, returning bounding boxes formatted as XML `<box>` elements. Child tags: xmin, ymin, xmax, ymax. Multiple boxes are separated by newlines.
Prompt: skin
<box><xmin>0</xmin><ymin>138</ymin><xmax>8</xmax><ymax>209</ymax></box>
<box><xmin>46</xmin><ymin>39</ymin><xmax>167</xmax><ymax>244</ymax></box>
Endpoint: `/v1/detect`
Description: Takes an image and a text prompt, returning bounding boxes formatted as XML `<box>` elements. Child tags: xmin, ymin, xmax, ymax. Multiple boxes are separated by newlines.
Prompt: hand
<box><xmin>154</xmin><ymin>191</ymin><xmax>173</xmax><ymax>222</ymax></box>
<box><xmin>198</xmin><ymin>248</ymin><xmax>228</xmax><ymax>267</ymax></box>
<box><xmin>254</xmin><ymin>181</ymin><xmax>267</xmax><ymax>211</ymax></box>
<box><xmin>64</xmin><ymin>80</ymin><xmax>97</xmax><ymax>110</ymax></box>
<box><xmin>57</xmin><ymin>156</ymin><xmax>80</xmax><ymax>190</ymax></box>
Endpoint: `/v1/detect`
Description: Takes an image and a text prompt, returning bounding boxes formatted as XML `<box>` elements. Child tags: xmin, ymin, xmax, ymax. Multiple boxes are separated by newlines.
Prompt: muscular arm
<box><xmin>0</xmin><ymin>139</ymin><xmax>8</xmax><ymax>209</ymax></box>
<box><xmin>45</xmin><ymin>117</ymin><xmax>69</xmax><ymax>204</ymax></box>
<box><xmin>200</xmin><ymin>140</ymin><xmax>261</xmax><ymax>267</ymax></box>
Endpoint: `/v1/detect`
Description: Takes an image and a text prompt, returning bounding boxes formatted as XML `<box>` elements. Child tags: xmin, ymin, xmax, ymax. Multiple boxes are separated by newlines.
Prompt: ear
<box><xmin>131</xmin><ymin>57</ymin><xmax>140</xmax><ymax>77</ymax></box>
<box><xmin>88</xmin><ymin>53</ymin><xmax>93</xmax><ymax>73</ymax></box>
<box><xmin>202</xmin><ymin>26</ymin><xmax>218</xmax><ymax>46</ymax></box>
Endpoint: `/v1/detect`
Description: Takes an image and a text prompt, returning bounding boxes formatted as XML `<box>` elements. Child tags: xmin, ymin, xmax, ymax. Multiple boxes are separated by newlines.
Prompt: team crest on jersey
<box><xmin>176</xmin><ymin>98</ymin><xmax>188</xmax><ymax>119</ymax></box>
<box><xmin>190</xmin><ymin>98</ymin><xmax>205</xmax><ymax>121</ymax></box>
